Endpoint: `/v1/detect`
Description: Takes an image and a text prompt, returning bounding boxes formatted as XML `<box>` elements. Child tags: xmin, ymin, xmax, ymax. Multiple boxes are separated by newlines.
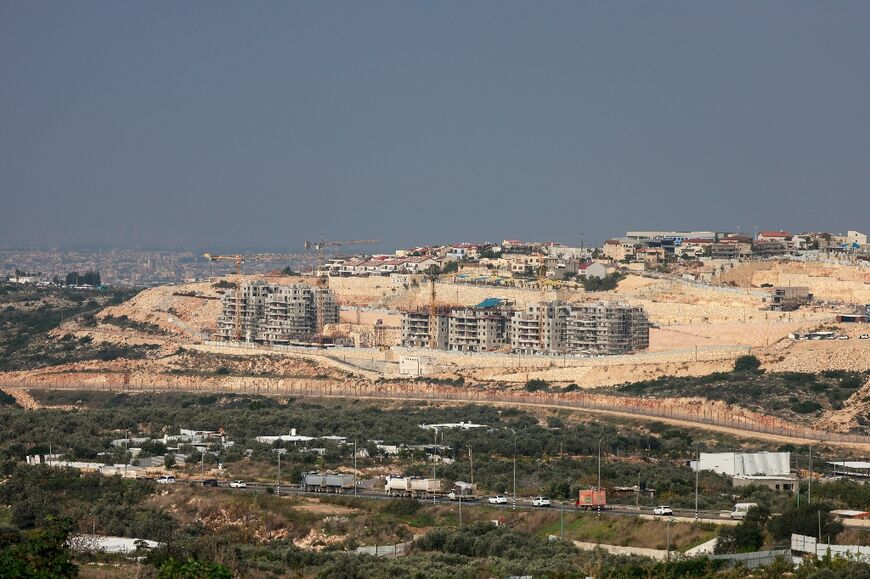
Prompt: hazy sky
<box><xmin>2</xmin><ymin>2</ymin><xmax>869</xmax><ymax>250</ymax></box>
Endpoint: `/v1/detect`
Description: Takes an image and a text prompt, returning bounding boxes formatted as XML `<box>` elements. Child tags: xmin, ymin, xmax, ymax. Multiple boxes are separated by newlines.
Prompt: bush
<box><xmin>792</xmin><ymin>400</ymin><xmax>822</xmax><ymax>414</ymax></box>
<box><xmin>525</xmin><ymin>379</ymin><xmax>550</xmax><ymax>392</ymax></box>
<box><xmin>733</xmin><ymin>355</ymin><xmax>761</xmax><ymax>373</ymax></box>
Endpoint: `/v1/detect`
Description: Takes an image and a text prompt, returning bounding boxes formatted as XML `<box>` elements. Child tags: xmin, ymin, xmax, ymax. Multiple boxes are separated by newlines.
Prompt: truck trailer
<box><xmin>577</xmin><ymin>489</ymin><xmax>607</xmax><ymax>510</ymax></box>
<box><xmin>384</xmin><ymin>475</ymin><xmax>443</xmax><ymax>497</ymax></box>
<box><xmin>301</xmin><ymin>472</ymin><xmax>356</xmax><ymax>493</ymax></box>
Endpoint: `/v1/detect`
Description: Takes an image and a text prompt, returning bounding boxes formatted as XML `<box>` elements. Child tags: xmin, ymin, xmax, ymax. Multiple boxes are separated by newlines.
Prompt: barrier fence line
<box><xmin>5</xmin><ymin>378</ymin><xmax>870</xmax><ymax>446</ymax></box>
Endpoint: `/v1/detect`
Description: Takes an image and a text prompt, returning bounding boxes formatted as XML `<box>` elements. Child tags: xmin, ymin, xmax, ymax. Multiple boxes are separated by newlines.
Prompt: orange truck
<box><xmin>576</xmin><ymin>489</ymin><xmax>607</xmax><ymax>510</ymax></box>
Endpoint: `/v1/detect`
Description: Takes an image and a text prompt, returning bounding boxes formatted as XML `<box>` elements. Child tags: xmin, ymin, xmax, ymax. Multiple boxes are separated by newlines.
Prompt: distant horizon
<box><xmin>0</xmin><ymin>223</ymin><xmax>862</xmax><ymax>255</ymax></box>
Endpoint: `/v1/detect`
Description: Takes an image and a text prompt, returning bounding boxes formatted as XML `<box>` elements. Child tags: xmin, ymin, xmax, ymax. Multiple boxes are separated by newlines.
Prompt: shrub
<box><xmin>792</xmin><ymin>400</ymin><xmax>822</xmax><ymax>414</ymax></box>
<box><xmin>525</xmin><ymin>379</ymin><xmax>550</xmax><ymax>392</ymax></box>
<box><xmin>733</xmin><ymin>355</ymin><xmax>761</xmax><ymax>373</ymax></box>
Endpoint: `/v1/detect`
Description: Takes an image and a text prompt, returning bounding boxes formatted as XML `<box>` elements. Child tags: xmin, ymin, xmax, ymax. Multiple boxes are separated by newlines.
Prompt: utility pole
<box><xmin>694</xmin><ymin>447</ymin><xmax>700</xmax><ymax>521</ymax></box>
<box><xmin>513</xmin><ymin>433</ymin><xmax>517</xmax><ymax>511</ymax></box>
<box><xmin>124</xmin><ymin>432</ymin><xmax>129</xmax><ymax>479</ymax></box>
<box><xmin>200</xmin><ymin>449</ymin><xmax>204</xmax><ymax>481</ymax></box>
<box><xmin>667</xmin><ymin>517</ymin><xmax>672</xmax><ymax>560</ymax></box>
<box><xmin>560</xmin><ymin>502</ymin><xmax>564</xmax><ymax>539</ymax></box>
<box><xmin>433</xmin><ymin>429</ymin><xmax>438</xmax><ymax>505</ymax></box>
<box><xmin>469</xmin><ymin>446</ymin><xmax>474</xmax><ymax>487</ymax></box>
<box><xmin>597</xmin><ymin>439</ymin><xmax>602</xmax><ymax>518</ymax></box>
<box><xmin>353</xmin><ymin>438</ymin><xmax>357</xmax><ymax>495</ymax></box>
<box><xmin>636</xmin><ymin>472</ymin><xmax>640</xmax><ymax>510</ymax></box>
<box><xmin>808</xmin><ymin>445</ymin><xmax>813</xmax><ymax>504</ymax></box>
<box><xmin>276</xmin><ymin>450</ymin><xmax>282</xmax><ymax>496</ymax></box>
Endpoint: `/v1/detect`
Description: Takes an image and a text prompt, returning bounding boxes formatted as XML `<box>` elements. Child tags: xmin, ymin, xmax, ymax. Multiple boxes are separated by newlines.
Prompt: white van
<box><xmin>729</xmin><ymin>502</ymin><xmax>758</xmax><ymax>520</ymax></box>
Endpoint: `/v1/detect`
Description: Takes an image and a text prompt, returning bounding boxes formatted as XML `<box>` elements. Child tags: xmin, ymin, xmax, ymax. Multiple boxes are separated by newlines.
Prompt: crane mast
<box><xmin>303</xmin><ymin>238</ymin><xmax>378</xmax><ymax>342</ymax></box>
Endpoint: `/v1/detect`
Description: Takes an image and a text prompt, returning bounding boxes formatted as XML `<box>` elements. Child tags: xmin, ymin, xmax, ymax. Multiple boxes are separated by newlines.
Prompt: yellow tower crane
<box><xmin>428</xmin><ymin>271</ymin><xmax>438</xmax><ymax>349</ymax></box>
<box><xmin>203</xmin><ymin>252</ymin><xmax>306</xmax><ymax>342</ymax></box>
<box><xmin>303</xmin><ymin>238</ymin><xmax>378</xmax><ymax>341</ymax></box>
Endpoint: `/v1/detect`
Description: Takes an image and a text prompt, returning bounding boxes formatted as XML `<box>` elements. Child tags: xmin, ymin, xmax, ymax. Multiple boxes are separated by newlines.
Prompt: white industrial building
<box><xmin>690</xmin><ymin>451</ymin><xmax>790</xmax><ymax>477</ymax></box>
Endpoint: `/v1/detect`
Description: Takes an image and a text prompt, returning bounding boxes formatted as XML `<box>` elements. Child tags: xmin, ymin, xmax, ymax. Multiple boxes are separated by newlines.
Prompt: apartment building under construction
<box><xmin>217</xmin><ymin>281</ymin><xmax>339</xmax><ymax>344</ymax></box>
<box><xmin>564</xmin><ymin>302</ymin><xmax>649</xmax><ymax>354</ymax></box>
<box><xmin>400</xmin><ymin>299</ymin><xmax>649</xmax><ymax>355</ymax></box>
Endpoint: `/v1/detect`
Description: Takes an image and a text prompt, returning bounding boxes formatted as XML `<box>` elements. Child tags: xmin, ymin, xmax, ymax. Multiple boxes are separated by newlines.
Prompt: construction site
<box><xmin>399</xmin><ymin>299</ymin><xmax>649</xmax><ymax>356</ymax></box>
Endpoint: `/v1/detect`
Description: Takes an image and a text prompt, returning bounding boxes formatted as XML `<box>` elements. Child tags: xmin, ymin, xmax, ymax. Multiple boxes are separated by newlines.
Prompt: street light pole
<box><xmin>597</xmin><ymin>439</ymin><xmax>602</xmax><ymax>518</ymax></box>
<box><xmin>808</xmin><ymin>445</ymin><xmax>813</xmax><ymax>504</ymax></box>
<box><xmin>277</xmin><ymin>450</ymin><xmax>282</xmax><ymax>496</ymax></box>
<box><xmin>694</xmin><ymin>447</ymin><xmax>700</xmax><ymax>521</ymax></box>
<box><xmin>513</xmin><ymin>433</ymin><xmax>517</xmax><ymax>511</ymax></box>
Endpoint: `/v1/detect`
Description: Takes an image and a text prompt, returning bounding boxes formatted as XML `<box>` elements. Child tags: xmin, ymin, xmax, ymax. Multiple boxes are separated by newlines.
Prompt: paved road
<box><xmin>172</xmin><ymin>478</ymin><xmax>736</xmax><ymax>525</ymax></box>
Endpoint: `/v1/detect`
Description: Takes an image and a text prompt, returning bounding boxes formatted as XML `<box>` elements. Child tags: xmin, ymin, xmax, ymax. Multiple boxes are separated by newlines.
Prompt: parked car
<box><xmin>201</xmin><ymin>478</ymin><xmax>219</xmax><ymax>487</ymax></box>
<box><xmin>229</xmin><ymin>480</ymin><xmax>247</xmax><ymax>489</ymax></box>
<box><xmin>859</xmin><ymin>334</ymin><xmax>870</xmax><ymax>340</ymax></box>
<box><xmin>837</xmin><ymin>335</ymin><xmax>849</xmax><ymax>340</ymax></box>
<box><xmin>531</xmin><ymin>497</ymin><xmax>551</xmax><ymax>507</ymax></box>
<box><xmin>156</xmin><ymin>475</ymin><xmax>176</xmax><ymax>484</ymax></box>
<box><xmin>488</xmin><ymin>496</ymin><xmax>508</xmax><ymax>505</ymax></box>
<box><xmin>653</xmin><ymin>505</ymin><xmax>674</xmax><ymax>516</ymax></box>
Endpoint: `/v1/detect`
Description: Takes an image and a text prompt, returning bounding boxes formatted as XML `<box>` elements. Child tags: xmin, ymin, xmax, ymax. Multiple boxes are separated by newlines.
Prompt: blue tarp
<box><xmin>476</xmin><ymin>298</ymin><xmax>503</xmax><ymax>309</ymax></box>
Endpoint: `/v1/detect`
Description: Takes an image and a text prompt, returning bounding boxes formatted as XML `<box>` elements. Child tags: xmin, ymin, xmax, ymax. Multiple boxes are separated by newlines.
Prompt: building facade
<box><xmin>217</xmin><ymin>281</ymin><xmax>339</xmax><ymax>343</ymax></box>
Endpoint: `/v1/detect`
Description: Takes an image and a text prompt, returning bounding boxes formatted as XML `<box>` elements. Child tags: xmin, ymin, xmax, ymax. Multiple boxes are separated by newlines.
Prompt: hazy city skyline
<box><xmin>3</xmin><ymin>2</ymin><xmax>869</xmax><ymax>250</ymax></box>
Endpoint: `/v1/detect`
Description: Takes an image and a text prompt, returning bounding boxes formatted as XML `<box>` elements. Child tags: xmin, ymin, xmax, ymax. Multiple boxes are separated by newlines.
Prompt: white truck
<box><xmin>384</xmin><ymin>475</ymin><xmax>443</xmax><ymax>498</ymax></box>
<box><xmin>729</xmin><ymin>502</ymin><xmax>759</xmax><ymax>520</ymax></box>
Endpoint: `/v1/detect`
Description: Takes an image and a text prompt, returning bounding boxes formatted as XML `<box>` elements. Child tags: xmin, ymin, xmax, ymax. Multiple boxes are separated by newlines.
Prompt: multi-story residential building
<box><xmin>217</xmin><ymin>281</ymin><xmax>338</xmax><ymax>343</ymax></box>
<box><xmin>400</xmin><ymin>308</ymin><xmax>449</xmax><ymax>349</ymax></box>
<box><xmin>447</xmin><ymin>307</ymin><xmax>508</xmax><ymax>352</ymax></box>
<box><xmin>602</xmin><ymin>239</ymin><xmax>637</xmax><ymax>262</ymax></box>
<box><xmin>400</xmin><ymin>299</ymin><xmax>649</xmax><ymax>356</ymax></box>
<box><xmin>510</xmin><ymin>301</ymin><xmax>570</xmax><ymax>354</ymax></box>
<box><xmin>564</xmin><ymin>302</ymin><xmax>649</xmax><ymax>355</ymax></box>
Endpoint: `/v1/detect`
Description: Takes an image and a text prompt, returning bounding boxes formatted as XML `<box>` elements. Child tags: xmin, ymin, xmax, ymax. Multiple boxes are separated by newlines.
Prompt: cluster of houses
<box><xmin>25</xmin><ymin>428</ymin><xmax>234</xmax><ymax>478</ymax></box>
<box><xmin>314</xmin><ymin>229</ymin><xmax>869</xmax><ymax>284</ymax></box>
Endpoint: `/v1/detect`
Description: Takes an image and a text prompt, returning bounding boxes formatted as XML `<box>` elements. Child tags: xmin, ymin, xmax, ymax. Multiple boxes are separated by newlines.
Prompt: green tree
<box><xmin>768</xmin><ymin>503</ymin><xmax>843</xmax><ymax>541</ymax></box>
<box><xmin>0</xmin><ymin>516</ymin><xmax>78</xmax><ymax>578</ymax></box>
<box><xmin>715</xmin><ymin>505</ymin><xmax>769</xmax><ymax>554</ymax></box>
<box><xmin>158</xmin><ymin>557</ymin><xmax>232</xmax><ymax>579</ymax></box>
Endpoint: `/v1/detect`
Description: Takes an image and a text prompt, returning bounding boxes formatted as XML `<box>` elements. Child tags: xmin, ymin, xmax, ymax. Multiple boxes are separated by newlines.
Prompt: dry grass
<box><xmin>536</xmin><ymin>513</ymin><xmax>717</xmax><ymax>551</ymax></box>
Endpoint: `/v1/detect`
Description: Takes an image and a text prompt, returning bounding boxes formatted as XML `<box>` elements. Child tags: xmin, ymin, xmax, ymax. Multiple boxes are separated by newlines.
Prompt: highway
<box><xmin>168</xmin><ymin>478</ymin><xmax>738</xmax><ymax>526</ymax></box>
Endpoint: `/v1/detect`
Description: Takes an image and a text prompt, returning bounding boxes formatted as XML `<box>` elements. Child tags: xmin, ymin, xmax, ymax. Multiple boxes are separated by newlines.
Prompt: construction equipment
<box><xmin>203</xmin><ymin>252</ymin><xmax>305</xmax><ymax>341</ymax></box>
<box><xmin>303</xmin><ymin>238</ymin><xmax>378</xmax><ymax>341</ymax></box>
<box><xmin>537</xmin><ymin>255</ymin><xmax>549</xmax><ymax>353</ymax></box>
<box><xmin>428</xmin><ymin>271</ymin><xmax>438</xmax><ymax>349</ymax></box>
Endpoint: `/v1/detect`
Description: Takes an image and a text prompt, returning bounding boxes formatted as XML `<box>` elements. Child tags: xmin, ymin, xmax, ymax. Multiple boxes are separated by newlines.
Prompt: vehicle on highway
<box><xmin>229</xmin><ymin>480</ymin><xmax>247</xmax><ymax>488</ymax></box>
<box><xmin>201</xmin><ymin>478</ymin><xmax>219</xmax><ymax>487</ymax></box>
<box><xmin>531</xmin><ymin>497</ymin><xmax>551</xmax><ymax>507</ymax></box>
<box><xmin>729</xmin><ymin>502</ymin><xmax>759</xmax><ymax>520</ymax></box>
<box><xmin>653</xmin><ymin>505</ymin><xmax>674</xmax><ymax>516</ymax></box>
<box><xmin>156</xmin><ymin>475</ymin><xmax>175</xmax><ymax>484</ymax></box>
<box><xmin>576</xmin><ymin>489</ymin><xmax>607</xmax><ymax>510</ymax></box>
<box><xmin>488</xmin><ymin>495</ymin><xmax>508</xmax><ymax>505</ymax></box>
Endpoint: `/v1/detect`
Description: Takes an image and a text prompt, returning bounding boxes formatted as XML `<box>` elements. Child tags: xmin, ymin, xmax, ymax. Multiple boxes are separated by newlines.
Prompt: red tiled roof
<box><xmin>758</xmin><ymin>231</ymin><xmax>791</xmax><ymax>238</ymax></box>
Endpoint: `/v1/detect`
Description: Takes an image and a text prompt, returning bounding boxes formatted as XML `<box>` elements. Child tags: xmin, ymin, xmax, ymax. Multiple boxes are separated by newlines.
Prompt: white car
<box><xmin>488</xmin><ymin>496</ymin><xmax>508</xmax><ymax>505</ymax></box>
<box><xmin>531</xmin><ymin>497</ymin><xmax>551</xmax><ymax>507</ymax></box>
<box><xmin>837</xmin><ymin>335</ymin><xmax>849</xmax><ymax>340</ymax></box>
<box><xmin>859</xmin><ymin>334</ymin><xmax>869</xmax><ymax>340</ymax></box>
<box><xmin>653</xmin><ymin>505</ymin><xmax>674</xmax><ymax>516</ymax></box>
<box><xmin>229</xmin><ymin>480</ymin><xmax>247</xmax><ymax>489</ymax></box>
<box><xmin>156</xmin><ymin>475</ymin><xmax>176</xmax><ymax>484</ymax></box>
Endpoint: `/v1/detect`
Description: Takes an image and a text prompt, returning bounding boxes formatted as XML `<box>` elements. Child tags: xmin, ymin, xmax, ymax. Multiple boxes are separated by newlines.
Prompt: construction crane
<box><xmin>428</xmin><ymin>270</ymin><xmax>438</xmax><ymax>349</ymax></box>
<box><xmin>303</xmin><ymin>238</ymin><xmax>379</xmax><ymax>341</ymax></box>
<box><xmin>203</xmin><ymin>252</ymin><xmax>305</xmax><ymax>341</ymax></box>
<box><xmin>537</xmin><ymin>252</ymin><xmax>552</xmax><ymax>353</ymax></box>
